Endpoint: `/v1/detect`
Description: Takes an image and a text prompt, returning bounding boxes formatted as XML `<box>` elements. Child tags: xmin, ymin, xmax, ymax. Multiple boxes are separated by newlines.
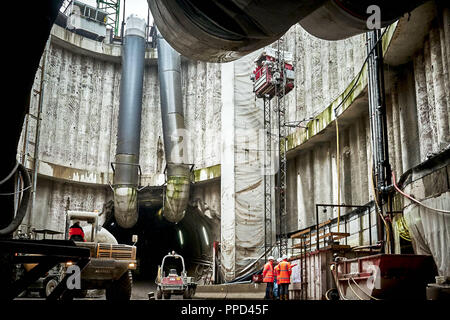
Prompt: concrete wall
<box><xmin>18</xmin><ymin>30</ymin><xmax>222</xmax><ymax>182</ymax></box>
<box><xmin>17</xmin><ymin>24</ymin><xmax>223</xmax><ymax>235</ymax></box>
<box><xmin>288</xmin><ymin>114</ymin><xmax>376</xmax><ymax>244</ymax></box>
<box><xmin>283</xmin><ymin>26</ymin><xmax>367</xmax><ymax>136</ymax></box>
<box><xmin>15</xmin><ymin>2</ymin><xmax>449</xmax><ymax>279</ymax></box>
<box><xmin>285</xmin><ymin>3</ymin><xmax>449</xmax><ymax>252</ymax></box>
<box><xmin>27</xmin><ymin>179</ymin><xmax>111</xmax><ymax>236</ymax></box>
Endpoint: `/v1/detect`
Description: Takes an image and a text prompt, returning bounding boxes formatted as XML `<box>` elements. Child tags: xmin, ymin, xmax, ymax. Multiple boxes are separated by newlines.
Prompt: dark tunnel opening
<box><xmin>103</xmin><ymin>205</ymin><xmax>213</xmax><ymax>282</ymax></box>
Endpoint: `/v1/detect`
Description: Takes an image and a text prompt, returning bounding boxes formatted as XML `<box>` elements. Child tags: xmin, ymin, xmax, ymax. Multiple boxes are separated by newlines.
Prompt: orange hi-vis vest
<box><xmin>262</xmin><ymin>261</ymin><xmax>274</xmax><ymax>283</ymax></box>
<box><xmin>274</xmin><ymin>264</ymin><xmax>281</xmax><ymax>282</ymax></box>
<box><xmin>277</xmin><ymin>260</ymin><xmax>292</xmax><ymax>284</ymax></box>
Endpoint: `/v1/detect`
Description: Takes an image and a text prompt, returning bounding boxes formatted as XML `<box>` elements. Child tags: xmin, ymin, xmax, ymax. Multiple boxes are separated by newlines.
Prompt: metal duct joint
<box><xmin>148</xmin><ymin>0</ymin><xmax>426</xmax><ymax>62</ymax></box>
<box><xmin>156</xmin><ymin>30</ymin><xmax>191</xmax><ymax>223</ymax></box>
<box><xmin>113</xmin><ymin>15</ymin><xmax>146</xmax><ymax>229</ymax></box>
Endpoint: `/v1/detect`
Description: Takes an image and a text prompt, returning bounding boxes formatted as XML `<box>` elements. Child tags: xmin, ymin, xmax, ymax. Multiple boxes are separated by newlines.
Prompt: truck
<box><xmin>64</xmin><ymin>210</ymin><xmax>137</xmax><ymax>300</ymax></box>
<box><xmin>155</xmin><ymin>251</ymin><xmax>196</xmax><ymax>299</ymax></box>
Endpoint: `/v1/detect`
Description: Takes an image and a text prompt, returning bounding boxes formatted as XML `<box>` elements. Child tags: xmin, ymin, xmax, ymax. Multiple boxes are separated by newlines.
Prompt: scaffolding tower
<box><xmin>263</xmin><ymin>95</ymin><xmax>272</xmax><ymax>259</ymax></box>
<box><xmin>252</xmin><ymin>38</ymin><xmax>294</xmax><ymax>259</ymax></box>
<box><xmin>96</xmin><ymin>0</ymin><xmax>121</xmax><ymax>36</ymax></box>
<box><xmin>275</xmin><ymin>38</ymin><xmax>288</xmax><ymax>256</ymax></box>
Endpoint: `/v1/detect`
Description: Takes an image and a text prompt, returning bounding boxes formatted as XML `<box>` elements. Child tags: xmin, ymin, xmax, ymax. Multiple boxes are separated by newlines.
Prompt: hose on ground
<box><xmin>0</xmin><ymin>163</ymin><xmax>31</xmax><ymax>235</ymax></box>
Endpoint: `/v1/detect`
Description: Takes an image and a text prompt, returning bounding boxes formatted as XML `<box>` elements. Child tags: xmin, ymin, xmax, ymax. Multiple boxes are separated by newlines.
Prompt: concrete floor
<box><xmin>15</xmin><ymin>279</ymin><xmax>184</xmax><ymax>300</ymax></box>
<box><xmin>132</xmin><ymin>280</ymin><xmax>154</xmax><ymax>300</ymax></box>
<box><xmin>82</xmin><ymin>280</ymin><xmax>185</xmax><ymax>300</ymax></box>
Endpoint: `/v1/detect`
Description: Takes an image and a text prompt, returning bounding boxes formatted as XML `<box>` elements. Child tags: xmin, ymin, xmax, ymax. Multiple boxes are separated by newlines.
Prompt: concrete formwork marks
<box><xmin>414</xmin><ymin>20</ymin><xmax>450</xmax><ymax>161</ymax></box>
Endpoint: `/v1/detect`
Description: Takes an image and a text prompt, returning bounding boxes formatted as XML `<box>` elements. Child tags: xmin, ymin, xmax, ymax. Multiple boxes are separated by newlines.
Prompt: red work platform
<box><xmin>252</xmin><ymin>47</ymin><xmax>294</xmax><ymax>100</ymax></box>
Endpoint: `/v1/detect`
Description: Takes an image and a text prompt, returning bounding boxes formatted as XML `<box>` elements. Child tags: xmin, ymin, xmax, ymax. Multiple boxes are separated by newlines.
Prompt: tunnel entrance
<box><xmin>103</xmin><ymin>205</ymin><xmax>213</xmax><ymax>282</ymax></box>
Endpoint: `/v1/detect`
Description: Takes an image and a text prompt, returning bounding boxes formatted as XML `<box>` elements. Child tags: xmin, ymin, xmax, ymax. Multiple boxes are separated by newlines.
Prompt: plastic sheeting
<box><xmin>403</xmin><ymin>191</ymin><xmax>450</xmax><ymax>277</ymax></box>
<box><xmin>221</xmin><ymin>49</ymin><xmax>274</xmax><ymax>281</ymax></box>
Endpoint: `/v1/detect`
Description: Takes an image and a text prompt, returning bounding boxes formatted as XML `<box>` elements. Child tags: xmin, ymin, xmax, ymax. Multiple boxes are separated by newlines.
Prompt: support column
<box><xmin>220</xmin><ymin>62</ymin><xmax>236</xmax><ymax>282</ymax></box>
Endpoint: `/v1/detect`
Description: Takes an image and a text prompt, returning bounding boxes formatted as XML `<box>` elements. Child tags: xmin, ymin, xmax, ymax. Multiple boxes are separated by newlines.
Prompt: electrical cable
<box><xmin>0</xmin><ymin>163</ymin><xmax>32</xmax><ymax>235</ymax></box>
<box><xmin>400</xmin><ymin>216</ymin><xmax>411</xmax><ymax>240</ymax></box>
<box><xmin>347</xmin><ymin>278</ymin><xmax>364</xmax><ymax>300</ymax></box>
<box><xmin>331</xmin><ymin>266</ymin><xmax>348</xmax><ymax>300</ymax></box>
<box><xmin>0</xmin><ymin>185</ymin><xmax>32</xmax><ymax>196</ymax></box>
<box><xmin>0</xmin><ymin>161</ymin><xmax>19</xmax><ymax>186</ymax></box>
<box><xmin>396</xmin><ymin>215</ymin><xmax>411</xmax><ymax>241</ymax></box>
<box><xmin>331</xmin><ymin>27</ymin><xmax>389</xmax><ymax>234</ymax></box>
<box><xmin>392</xmin><ymin>171</ymin><xmax>450</xmax><ymax>214</ymax></box>
<box><xmin>335</xmin><ymin>114</ymin><xmax>341</xmax><ymax>233</ymax></box>
<box><xmin>350</xmin><ymin>277</ymin><xmax>382</xmax><ymax>300</ymax></box>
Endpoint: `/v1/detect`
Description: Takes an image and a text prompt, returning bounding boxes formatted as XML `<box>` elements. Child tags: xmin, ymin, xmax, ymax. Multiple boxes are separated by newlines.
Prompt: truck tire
<box><xmin>183</xmin><ymin>287</ymin><xmax>193</xmax><ymax>299</ymax></box>
<box><xmin>106</xmin><ymin>270</ymin><xmax>133</xmax><ymax>301</ymax></box>
<box><xmin>156</xmin><ymin>287</ymin><xmax>162</xmax><ymax>300</ymax></box>
<box><xmin>163</xmin><ymin>292</ymin><xmax>171</xmax><ymax>300</ymax></box>
<box><xmin>43</xmin><ymin>278</ymin><xmax>58</xmax><ymax>297</ymax></box>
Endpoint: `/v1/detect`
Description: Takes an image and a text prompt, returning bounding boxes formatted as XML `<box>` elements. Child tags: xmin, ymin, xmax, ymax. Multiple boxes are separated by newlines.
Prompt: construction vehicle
<box><xmin>64</xmin><ymin>210</ymin><xmax>137</xmax><ymax>300</ymax></box>
<box><xmin>155</xmin><ymin>251</ymin><xmax>196</xmax><ymax>299</ymax></box>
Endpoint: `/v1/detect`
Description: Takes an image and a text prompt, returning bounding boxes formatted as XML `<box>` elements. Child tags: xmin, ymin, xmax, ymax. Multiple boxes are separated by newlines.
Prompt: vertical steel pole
<box><xmin>120</xmin><ymin>0</ymin><xmax>126</xmax><ymax>40</ymax></box>
<box><xmin>316</xmin><ymin>205</ymin><xmax>319</xmax><ymax>251</ymax></box>
<box><xmin>366</xmin><ymin>29</ymin><xmax>394</xmax><ymax>253</ymax></box>
<box><xmin>368</xmin><ymin>206</ymin><xmax>372</xmax><ymax>251</ymax></box>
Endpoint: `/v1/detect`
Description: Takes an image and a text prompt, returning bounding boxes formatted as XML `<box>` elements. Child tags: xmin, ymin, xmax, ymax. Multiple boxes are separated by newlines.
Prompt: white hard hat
<box><xmin>282</xmin><ymin>254</ymin><xmax>288</xmax><ymax>260</ymax></box>
<box><xmin>268</xmin><ymin>256</ymin><xmax>275</xmax><ymax>261</ymax></box>
<box><xmin>277</xmin><ymin>258</ymin><xmax>282</xmax><ymax>263</ymax></box>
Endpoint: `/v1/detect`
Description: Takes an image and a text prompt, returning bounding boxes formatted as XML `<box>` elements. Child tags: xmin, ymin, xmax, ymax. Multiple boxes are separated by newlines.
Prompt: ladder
<box><xmin>275</xmin><ymin>37</ymin><xmax>288</xmax><ymax>256</ymax></box>
<box><xmin>292</xmin><ymin>229</ymin><xmax>310</xmax><ymax>300</ymax></box>
<box><xmin>298</xmin><ymin>235</ymin><xmax>308</xmax><ymax>299</ymax></box>
<box><xmin>263</xmin><ymin>95</ymin><xmax>273</xmax><ymax>260</ymax></box>
<box><xmin>18</xmin><ymin>39</ymin><xmax>49</xmax><ymax>232</ymax></box>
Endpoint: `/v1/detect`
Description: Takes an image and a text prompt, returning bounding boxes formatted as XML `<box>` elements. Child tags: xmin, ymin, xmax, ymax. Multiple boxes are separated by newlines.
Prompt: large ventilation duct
<box><xmin>156</xmin><ymin>30</ymin><xmax>191</xmax><ymax>224</ymax></box>
<box><xmin>298</xmin><ymin>0</ymin><xmax>427</xmax><ymax>41</ymax></box>
<box><xmin>148</xmin><ymin>0</ymin><xmax>426</xmax><ymax>62</ymax></box>
<box><xmin>113</xmin><ymin>15</ymin><xmax>147</xmax><ymax>228</ymax></box>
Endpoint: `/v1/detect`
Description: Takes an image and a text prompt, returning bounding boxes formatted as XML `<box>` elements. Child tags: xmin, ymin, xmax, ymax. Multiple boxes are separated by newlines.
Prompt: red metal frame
<box><xmin>252</xmin><ymin>51</ymin><xmax>294</xmax><ymax>99</ymax></box>
<box><xmin>332</xmin><ymin>254</ymin><xmax>435</xmax><ymax>300</ymax></box>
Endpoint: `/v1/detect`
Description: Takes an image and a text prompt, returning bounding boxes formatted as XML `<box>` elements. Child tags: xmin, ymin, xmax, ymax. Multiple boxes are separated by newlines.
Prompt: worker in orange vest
<box><xmin>262</xmin><ymin>256</ymin><xmax>275</xmax><ymax>299</ymax></box>
<box><xmin>273</xmin><ymin>257</ymin><xmax>282</xmax><ymax>300</ymax></box>
<box><xmin>278</xmin><ymin>254</ymin><xmax>292</xmax><ymax>300</ymax></box>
